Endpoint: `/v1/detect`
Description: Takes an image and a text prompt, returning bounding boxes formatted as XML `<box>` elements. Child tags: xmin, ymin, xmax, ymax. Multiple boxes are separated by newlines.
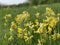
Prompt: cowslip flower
<box><xmin>17</xmin><ymin>27</ymin><xmax>22</xmax><ymax>33</ymax></box>
<box><xmin>35</xmin><ymin>19</ymin><xmax>39</xmax><ymax>25</ymax></box>
<box><xmin>4</xmin><ymin>14</ymin><xmax>11</xmax><ymax>19</ymax></box>
<box><xmin>57</xmin><ymin>13</ymin><xmax>60</xmax><ymax>16</ymax></box>
<box><xmin>10</xmin><ymin>21</ymin><xmax>17</xmax><ymax>29</ymax></box>
<box><xmin>15</xmin><ymin>11</ymin><xmax>30</xmax><ymax>24</ymax></box>
<box><xmin>51</xmin><ymin>33</ymin><xmax>60</xmax><ymax>40</ymax></box>
<box><xmin>6</xmin><ymin>14</ymin><xmax>11</xmax><ymax>17</ymax></box>
<box><xmin>46</xmin><ymin>7</ymin><xmax>55</xmax><ymax>16</ymax></box>
<box><xmin>8</xmin><ymin>36</ymin><xmax>14</xmax><ymax>41</ymax></box>
<box><xmin>35</xmin><ymin>12</ymin><xmax>40</xmax><ymax>18</ymax></box>
<box><xmin>17</xmin><ymin>33</ymin><xmax>23</xmax><ymax>38</ymax></box>
<box><xmin>10</xmin><ymin>21</ymin><xmax>17</xmax><ymax>32</ymax></box>
<box><xmin>45</xmin><ymin>16</ymin><xmax>59</xmax><ymax>27</ymax></box>
<box><xmin>47</xmin><ymin>26</ymin><xmax>52</xmax><ymax>34</ymax></box>
<box><xmin>57</xmin><ymin>33</ymin><xmax>60</xmax><ymax>39</ymax></box>
<box><xmin>51</xmin><ymin>34</ymin><xmax>57</xmax><ymax>40</ymax></box>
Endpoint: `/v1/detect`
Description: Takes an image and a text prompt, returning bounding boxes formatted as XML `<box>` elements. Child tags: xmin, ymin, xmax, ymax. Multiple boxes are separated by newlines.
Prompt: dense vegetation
<box><xmin>0</xmin><ymin>0</ymin><xmax>60</xmax><ymax>8</ymax></box>
<box><xmin>30</xmin><ymin>0</ymin><xmax>60</xmax><ymax>5</ymax></box>
<box><xmin>0</xmin><ymin>0</ymin><xmax>60</xmax><ymax>45</ymax></box>
<box><xmin>0</xmin><ymin>3</ymin><xmax>60</xmax><ymax>45</ymax></box>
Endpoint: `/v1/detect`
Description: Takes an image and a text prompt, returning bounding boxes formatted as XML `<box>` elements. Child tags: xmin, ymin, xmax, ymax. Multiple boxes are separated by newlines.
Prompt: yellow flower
<box><xmin>23</xmin><ymin>11</ymin><xmax>27</xmax><ymax>14</ymax></box>
<box><xmin>10</xmin><ymin>28</ymin><xmax>13</xmax><ymax>32</ymax></box>
<box><xmin>6</xmin><ymin>14</ymin><xmax>11</xmax><ymax>17</ymax></box>
<box><xmin>37</xmin><ymin>27</ymin><xmax>43</xmax><ymax>33</ymax></box>
<box><xmin>15</xmin><ymin>11</ymin><xmax>30</xmax><ymax>23</ymax></box>
<box><xmin>35</xmin><ymin>12</ymin><xmax>39</xmax><ymax>18</ymax></box>
<box><xmin>29</xmin><ymin>35</ymin><xmax>33</xmax><ymax>39</ymax></box>
<box><xmin>24</xmin><ymin>35</ymin><xmax>33</xmax><ymax>41</ymax></box>
<box><xmin>11</xmin><ymin>21</ymin><xmax>17</xmax><ymax>29</ymax></box>
<box><xmin>10</xmin><ymin>22</ymin><xmax>17</xmax><ymax>32</ymax></box>
<box><xmin>41</xmin><ymin>39</ymin><xmax>45</xmax><ymax>43</ymax></box>
<box><xmin>34</xmin><ymin>26</ymin><xmax>43</xmax><ymax>34</ymax></box>
<box><xmin>46</xmin><ymin>7</ymin><xmax>51</xmax><ymax>11</ymax></box>
<box><xmin>4</xmin><ymin>14</ymin><xmax>11</xmax><ymax>19</ymax></box>
<box><xmin>24</xmin><ymin>30</ymin><xmax>28</xmax><ymax>36</ymax></box>
<box><xmin>35</xmin><ymin>19</ymin><xmax>39</xmax><ymax>25</ymax></box>
<box><xmin>49</xmin><ymin>17</ymin><xmax>59</xmax><ymax>27</ymax></box>
<box><xmin>51</xmin><ymin>33</ymin><xmax>60</xmax><ymax>40</ymax></box>
<box><xmin>38</xmin><ymin>39</ymin><xmax>46</xmax><ymax>43</ymax></box>
<box><xmin>57</xmin><ymin>13</ymin><xmax>60</xmax><ymax>16</ymax></box>
<box><xmin>51</xmin><ymin>34</ymin><xmax>57</xmax><ymax>40</ymax></box>
<box><xmin>24</xmin><ymin>21</ymin><xmax>33</xmax><ymax>26</ymax></box>
<box><xmin>8</xmin><ymin>36</ymin><xmax>14</xmax><ymax>41</ymax></box>
<box><xmin>31</xmin><ymin>24</ymin><xmax>35</xmax><ymax>28</ymax></box>
<box><xmin>46</xmin><ymin>7</ymin><xmax>55</xmax><ymax>15</ymax></box>
<box><xmin>38</xmin><ymin>39</ymin><xmax>41</xmax><ymax>43</ymax></box>
<box><xmin>24</xmin><ymin>35</ymin><xmax>28</xmax><ymax>39</ymax></box>
<box><xmin>45</xmin><ymin>16</ymin><xmax>59</xmax><ymax>27</ymax></box>
<box><xmin>34</xmin><ymin>23</ymin><xmax>48</xmax><ymax>34</ymax></box>
<box><xmin>18</xmin><ymin>27</ymin><xmax>22</xmax><ymax>33</ymax></box>
<box><xmin>17</xmin><ymin>33</ymin><xmax>23</xmax><ymax>38</ymax></box>
<box><xmin>57</xmin><ymin>33</ymin><xmax>60</xmax><ymax>39</ymax></box>
<box><xmin>47</xmin><ymin>26</ymin><xmax>52</xmax><ymax>34</ymax></box>
<box><xmin>15</xmin><ymin>16</ymin><xmax>20</xmax><ymax>23</ymax></box>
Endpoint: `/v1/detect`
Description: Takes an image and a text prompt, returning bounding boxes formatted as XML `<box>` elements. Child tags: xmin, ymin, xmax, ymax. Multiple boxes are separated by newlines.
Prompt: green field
<box><xmin>0</xmin><ymin>3</ymin><xmax>60</xmax><ymax>45</ymax></box>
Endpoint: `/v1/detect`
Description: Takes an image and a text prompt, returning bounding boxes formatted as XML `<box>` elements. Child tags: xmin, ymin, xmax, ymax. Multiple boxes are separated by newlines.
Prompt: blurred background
<box><xmin>0</xmin><ymin>0</ymin><xmax>60</xmax><ymax>7</ymax></box>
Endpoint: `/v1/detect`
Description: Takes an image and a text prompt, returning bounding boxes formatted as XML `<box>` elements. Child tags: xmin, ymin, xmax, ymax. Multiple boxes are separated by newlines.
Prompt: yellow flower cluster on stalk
<box><xmin>46</xmin><ymin>7</ymin><xmax>55</xmax><ymax>16</ymax></box>
<box><xmin>15</xmin><ymin>11</ymin><xmax>30</xmax><ymax>24</ymax></box>
<box><xmin>51</xmin><ymin>33</ymin><xmax>60</xmax><ymax>40</ymax></box>
<box><xmin>10</xmin><ymin>21</ymin><xmax>17</xmax><ymax>32</ymax></box>
<box><xmin>35</xmin><ymin>12</ymin><xmax>40</xmax><ymax>18</ymax></box>
<box><xmin>4</xmin><ymin>14</ymin><xmax>11</xmax><ymax>26</ymax></box>
<box><xmin>17</xmin><ymin>27</ymin><xmax>23</xmax><ymax>38</ymax></box>
<box><xmin>8</xmin><ymin>36</ymin><xmax>14</xmax><ymax>41</ymax></box>
<box><xmin>45</xmin><ymin>16</ymin><xmax>59</xmax><ymax>27</ymax></box>
<box><xmin>17</xmin><ymin>27</ymin><xmax>22</xmax><ymax>33</ymax></box>
<box><xmin>34</xmin><ymin>7</ymin><xmax>60</xmax><ymax>42</ymax></box>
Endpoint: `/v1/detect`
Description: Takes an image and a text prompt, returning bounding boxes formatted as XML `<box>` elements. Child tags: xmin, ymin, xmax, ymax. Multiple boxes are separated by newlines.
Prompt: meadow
<box><xmin>0</xmin><ymin>3</ymin><xmax>60</xmax><ymax>45</ymax></box>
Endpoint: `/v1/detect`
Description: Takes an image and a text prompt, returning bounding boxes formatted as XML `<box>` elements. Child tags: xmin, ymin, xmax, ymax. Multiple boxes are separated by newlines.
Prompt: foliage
<box><xmin>29</xmin><ymin>0</ymin><xmax>60</xmax><ymax>5</ymax></box>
